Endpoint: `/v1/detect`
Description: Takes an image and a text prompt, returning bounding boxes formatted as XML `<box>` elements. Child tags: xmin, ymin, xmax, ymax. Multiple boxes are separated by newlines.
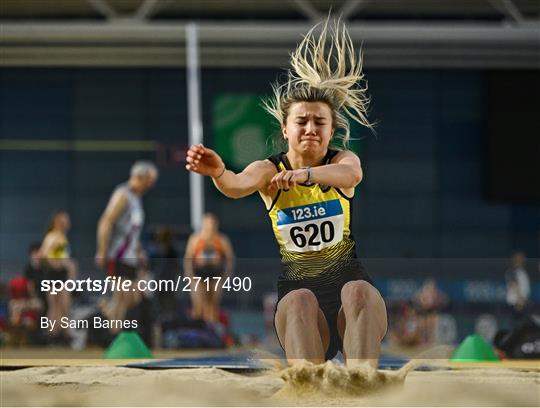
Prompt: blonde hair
<box><xmin>263</xmin><ymin>18</ymin><xmax>373</xmax><ymax>148</ymax></box>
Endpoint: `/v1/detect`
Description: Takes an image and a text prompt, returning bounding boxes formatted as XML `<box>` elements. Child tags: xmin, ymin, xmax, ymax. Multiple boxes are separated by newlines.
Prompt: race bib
<box><xmin>276</xmin><ymin>199</ymin><xmax>344</xmax><ymax>252</ymax></box>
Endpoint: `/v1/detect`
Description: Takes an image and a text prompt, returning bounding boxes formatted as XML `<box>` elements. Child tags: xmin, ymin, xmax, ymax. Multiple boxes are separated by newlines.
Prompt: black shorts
<box><xmin>274</xmin><ymin>260</ymin><xmax>373</xmax><ymax>361</ymax></box>
<box><xmin>44</xmin><ymin>266</ymin><xmax>68</xmax><ymax>282</ymax></box>
<box><xmin>107</xmin><ymin>260</ymin><xmax>137</xmax><ymax>280</ymax></box>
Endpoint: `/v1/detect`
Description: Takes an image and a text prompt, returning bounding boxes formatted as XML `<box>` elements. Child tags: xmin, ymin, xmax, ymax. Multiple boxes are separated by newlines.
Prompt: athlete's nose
<box><xmin>305</xmin><ymin>120</ymin><xmax>316</xmax><ymax>135</ymax></box>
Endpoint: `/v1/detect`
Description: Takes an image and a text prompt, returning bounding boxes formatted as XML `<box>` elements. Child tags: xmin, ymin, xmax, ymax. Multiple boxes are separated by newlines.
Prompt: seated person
<box><xmin>393</xmin><ymin>301</ymin><xmax>422</xmax><ymax>347</ymax></box>
<box><xmin>413</xmin><ymin>278</ymin><xmax>448</xmax><ymax>344</ymax></box>
<box><xmin>8</xmin><ymin>275</ymin><xmax>42</xmax><ymax>346</ymax></box>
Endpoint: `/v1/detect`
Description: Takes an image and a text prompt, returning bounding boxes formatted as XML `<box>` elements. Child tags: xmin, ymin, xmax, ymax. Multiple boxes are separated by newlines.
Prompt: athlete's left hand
<box><xmin>269</xmin><ymin>169</ymin><xmax>309</xmax><ymax>190</ymax></box>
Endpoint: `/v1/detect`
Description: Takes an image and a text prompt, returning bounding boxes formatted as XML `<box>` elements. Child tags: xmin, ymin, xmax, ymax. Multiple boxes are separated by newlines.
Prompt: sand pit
<box><xmin>1</xmin><ymin>358</ymin><xmax>539</xmax><ymax>407</ymax></box>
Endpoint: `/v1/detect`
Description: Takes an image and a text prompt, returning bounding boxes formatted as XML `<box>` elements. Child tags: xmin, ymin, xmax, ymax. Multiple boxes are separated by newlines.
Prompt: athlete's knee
<box><xmin>341</xmin><ymin>280</ymin><xmax>373</xmax><ymax>309</ymax></box>
<box><xmin>280</xmin><ymin>289</ymin><xmax>319</xmax><ymax>319</ymax></box>
<box><xmin>342</xmin><ymin>281</ymin><xmax>386</xmax><ymax>313</ymax></box>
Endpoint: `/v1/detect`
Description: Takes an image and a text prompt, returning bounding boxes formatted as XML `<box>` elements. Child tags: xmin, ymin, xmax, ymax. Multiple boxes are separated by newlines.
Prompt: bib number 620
<box><xmin>290</xmin><ymin>221</ymin><xmax>335</xmax><ymax>248</ymax></box>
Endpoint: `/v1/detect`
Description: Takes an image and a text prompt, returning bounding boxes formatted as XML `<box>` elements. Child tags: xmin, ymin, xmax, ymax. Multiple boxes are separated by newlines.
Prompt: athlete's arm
<box><xmin>39</xmin><ymin>233</ymin><xmax>73</xmax><ymax>273</ymax></box>
<box><xmin>64</xmin><ymin>258</ymin><xmax>78</xmax><ymax>280</ymax></box>
<box><xmin>213</xmin><ymin>160</ymin><xmax>277</xmax><ymax>199</ymax></box>
<box><xmin>312</xmin><ymin>150</ymin><xmax>362</xmax><ymax>191</ymax></box>
<box><xmin>269</xmin><ymin>150</ymin><xmax>362</xmax><ymax>194</ymax></box>
<box><xmin>39</xmin><ymin>233</ymin><xmax>60</xmax><ymax>260</ymax></box>
<box><xmin>220</xmin><ymin>235</ymin><xmax>235</xmax><ymax>278</ymax></box>
<box><xmin>136</xmin><ymin>242</ymin><xmax>148</xmax><ymax>270</ymax></box>
<box><xmin>185</xmin><ymin>144</ymin><xmax>276</xmax><ymax>199</ymax></box>
<box><xmin>182</xmin><ymin>234</ymin><xmax>197</xmax><ymax>278</ymax></box>
<box><xmin>95</xmin><ymin>190</ymin><xmax>128</xmax><ymax>268</ymax></box>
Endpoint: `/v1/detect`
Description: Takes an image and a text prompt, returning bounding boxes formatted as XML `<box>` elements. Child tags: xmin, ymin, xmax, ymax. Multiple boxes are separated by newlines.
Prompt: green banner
<box><xmin>213</xmin><ymin>93</ymin><xmax>276</xmax><ymax>172</ymax></box>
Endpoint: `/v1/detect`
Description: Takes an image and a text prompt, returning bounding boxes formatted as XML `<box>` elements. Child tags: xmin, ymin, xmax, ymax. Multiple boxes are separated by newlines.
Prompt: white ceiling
<box><xmin>1</xmin><ymin>1</ymin><xmax>539</xmax><ymax>68</ymax></box>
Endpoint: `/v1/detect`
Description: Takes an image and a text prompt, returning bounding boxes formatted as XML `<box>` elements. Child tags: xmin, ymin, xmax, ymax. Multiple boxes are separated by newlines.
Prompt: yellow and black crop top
<box><xmin>266</xmin><ymin>150</ymin><xmax>358</xmax><ymax>284</ymax></box>
<box><xmin>44</xmin><ymin>232</ymin><xmax>70</xmax><ymax>259</ymax></box>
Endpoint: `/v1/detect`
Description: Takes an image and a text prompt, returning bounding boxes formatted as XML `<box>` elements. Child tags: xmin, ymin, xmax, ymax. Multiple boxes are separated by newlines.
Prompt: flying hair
<box><xmin>262</xmin><ymin>17</ymin><xmax>373</xmax><ymax>148</ymax></box>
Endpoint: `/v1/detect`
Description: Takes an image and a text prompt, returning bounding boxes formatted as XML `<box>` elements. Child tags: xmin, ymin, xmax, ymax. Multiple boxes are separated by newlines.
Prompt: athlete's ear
<box><xmin>282</xmin><ymin>126</ymin><xmax>288</xmax><ymax>139</ymax></box>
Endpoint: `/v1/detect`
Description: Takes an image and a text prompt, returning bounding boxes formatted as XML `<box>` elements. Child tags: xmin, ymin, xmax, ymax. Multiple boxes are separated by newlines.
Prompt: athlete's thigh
<box><xmin>58</xmin><ymin>290</ymin><xmax>70</xmax><ymax>310</ymax></box>
<box><xmin>207</xmin><ymin>286</ymin><xmax>222</xmax><ymax>304</ymax></box>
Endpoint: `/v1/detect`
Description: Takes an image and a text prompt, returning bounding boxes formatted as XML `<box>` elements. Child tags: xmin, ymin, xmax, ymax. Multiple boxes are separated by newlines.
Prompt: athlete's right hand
<box><xmin>185</xmin><ymin>144</ymin><xmax>226</xmax><ymax>178</ymax></box>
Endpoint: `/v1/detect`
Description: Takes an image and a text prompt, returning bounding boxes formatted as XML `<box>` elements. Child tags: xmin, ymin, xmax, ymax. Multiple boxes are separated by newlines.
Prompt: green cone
<box><xmin>104</xmin><ymin>331</ymin><xmax>153</xmax><ymax>359</ymax></box>
<box><xmin>451</xmin><ymin>334</ymin><xmax>500</xmax><ymax>362</ymax></box>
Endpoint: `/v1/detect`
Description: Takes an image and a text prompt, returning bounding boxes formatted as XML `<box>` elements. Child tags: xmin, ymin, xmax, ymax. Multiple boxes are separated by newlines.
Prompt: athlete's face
<box><xmin>55</xmin><ymin>213</ymin><xmax>71</xmax><ymax>232</ymax></box>
<box><xmin>140</xmin><ymin>171</ymin><xmax>158</xmax><ymax>193</ymax></box>
<box><xmin>283</xmin><ymin>101</ymin><xmax>334</xmax><ymax>155</ymax></box>
<box><xmin>202</xmin><ymin>214</ymin><xmax>218</xmax><ymax>234</ymax></box>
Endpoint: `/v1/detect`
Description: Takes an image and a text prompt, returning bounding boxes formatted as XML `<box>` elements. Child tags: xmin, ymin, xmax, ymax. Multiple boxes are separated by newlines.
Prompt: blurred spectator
<box><xmin>7</xmin><ymin>275</ymin><xmax>42</xmax><ymax>346</ymax></box>
<box><xmin>414</xmin><ymin>278</ymin><xmax>448</xmax><ymax>344</ymax></box>
<box><xmin>24</xmin><ymin>242</ymin><xmax>47</xmax><ymax>316</ymax></box>
<box><xmin>153</xmin><ymin>227</ymin><xmax>180</xmax><ymax>278</ymax></box>
<box><xmin>0</xmin><ymin>282</ymin><xmax>8</xmax><ymax>345</ymax></box>
<box><xmin>95</xmin><ymin>161</ymin><xmax>158</xmax><ymax>330</ymax></box>
<box><xmin>183</xmin><ymin>213</ymin><xmax>235</xmax><ymax>323</ymax></box>
<box><xmin>494</xmin><ymin>313</ymin><xmax>540</xmax><ymax>359</ymax></box>
<box><xmin>505</xmin><ymin>251</ymin><xmax>531</xmax><ymax>321</ymax></box>
<box><xmin>150</xmin><ymin>227</ymin><xmax>181</xmax><ymax>319</ymax></box>
<box><xmin>393</xmin><ymin>301</ymin><xmax>422</xmax><ymax>347</ymax></box>
<box><xmin>40</xmin><ymin>210</ymin><xmax>77</xmax><ymax>345</ymax></box>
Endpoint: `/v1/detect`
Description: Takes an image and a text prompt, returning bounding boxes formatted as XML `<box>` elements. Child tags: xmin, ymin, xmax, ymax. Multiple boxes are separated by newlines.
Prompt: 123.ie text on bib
<box><xmin>276</xmin><ymin>199</ymin><xmax>344</xmax><ymax>252</ymax></box>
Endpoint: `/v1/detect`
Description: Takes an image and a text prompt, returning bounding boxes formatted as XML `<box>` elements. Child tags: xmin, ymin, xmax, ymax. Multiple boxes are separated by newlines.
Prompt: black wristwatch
<box><xmin>303</xmin><ymin>166</ymin><xmax>313</xmax><ymax>186</ymax></box>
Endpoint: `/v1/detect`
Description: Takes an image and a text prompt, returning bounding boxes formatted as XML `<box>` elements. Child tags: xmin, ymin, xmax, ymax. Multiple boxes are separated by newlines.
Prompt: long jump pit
<box><xmin>1</xmin><ymin>346</ymin><xmax>538</xmax><ymax>407</ymax></box>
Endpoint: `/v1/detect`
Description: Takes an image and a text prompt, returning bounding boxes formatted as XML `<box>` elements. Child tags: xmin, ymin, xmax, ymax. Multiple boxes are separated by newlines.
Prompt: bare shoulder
<box><xmin>218</xmin><ymin>233</ymin><xmax>232</xmax><ymax>245</ymax></box>
<box><xmin>242</xmin><ymin>159</ymin><xmax>278</xmax><ymax>191</ymax></box>
<box><xmin>43</xmin><ymin>231</ymin><xmax>61</xmax><ymax>243</ymax></box>
<box><xmin>110</xmin><ymin>188</ymin><xmax>129</xmax><ymax>204</ymax></box>
<box><xmin>104</xmin><ymin>189</ymin><xmax>129</xmax><ymax>217</ymax></box>
<box><xmin>184</xmin><ymin>233</ymin><xmax>200</xmax><ymax>254</ymax></box>
<box><xmin>41</xmin><ymin>231</ymin><xmax>62</xmax><ymax>253</ymax></box>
